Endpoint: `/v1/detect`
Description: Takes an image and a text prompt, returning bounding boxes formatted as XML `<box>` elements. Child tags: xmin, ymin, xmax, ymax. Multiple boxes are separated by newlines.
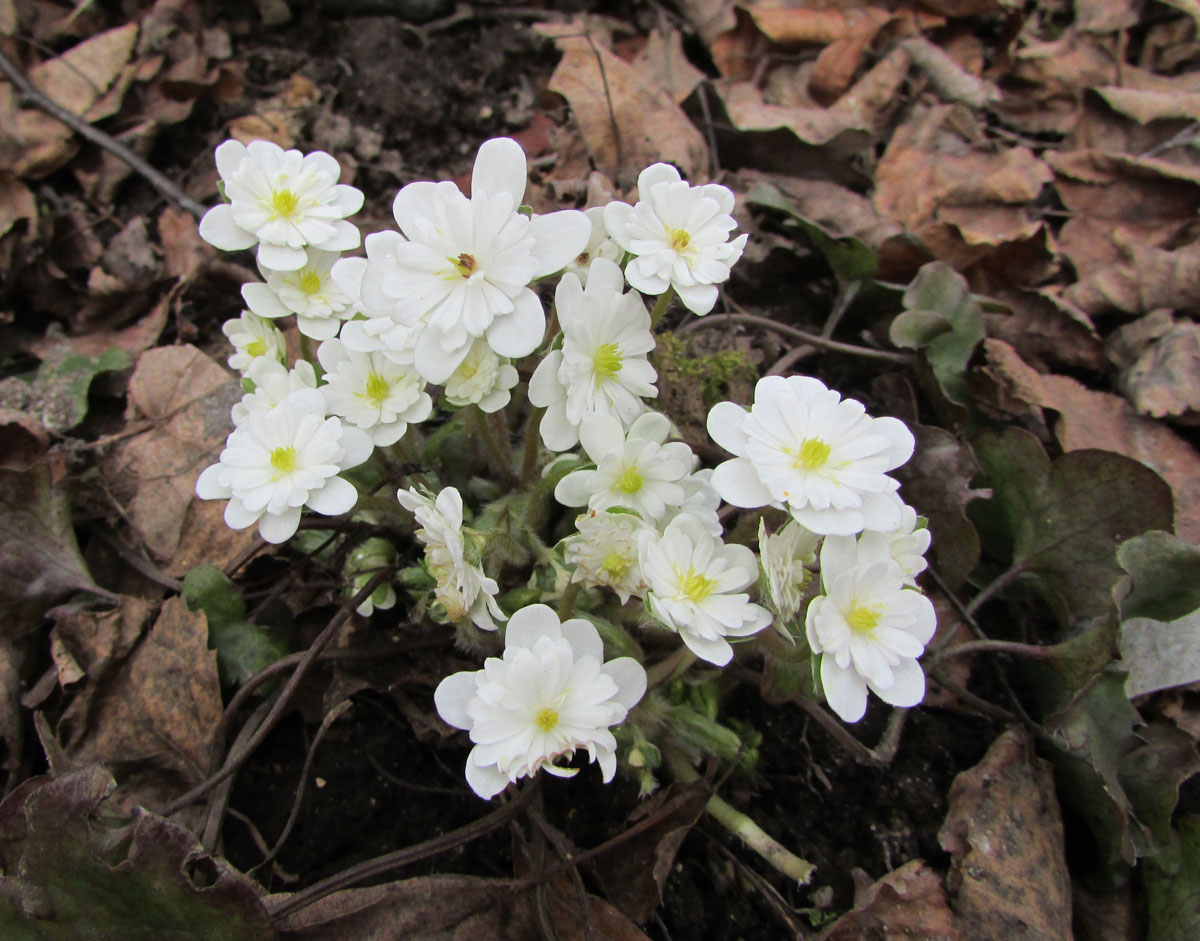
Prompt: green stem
<box><xmin>471</xmin><ymin>406</ymin><xmax>516</xmax><ymax>486</ymax></box>
<box><xmin>558</xmin><ymin>581</ymin><xmax>581</xmax><ymax>620</ymax></box>
<box><xmin>667</xmin><ymin>751</ymin><xmax>814</xmax><ymax>885</ymax></box>
<box><xmin>648</xmin><ymin>288</ymin><xmax>674</xmax><ymax>328</ymax></box>
<box><xmin>965</xmin><ymin>562</ymin><xmax>1028</xmax><ymax>618</ymax></box>
<box><xmin>520</xmin><ymin>406</ymin><xmax>546</xmax><ymax>487</ymax></box>
<box><xmin>646</xmin><ymin>646</ymin><xmax>697</xmax><ymax>687</ymax></box>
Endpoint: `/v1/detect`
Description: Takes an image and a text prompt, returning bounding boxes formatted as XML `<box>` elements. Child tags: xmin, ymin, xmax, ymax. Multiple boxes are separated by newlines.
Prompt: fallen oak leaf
<box><xmin>818</xmin><ymin>860</ymin><xmax>962</xmax><ymax>940</ymax></box>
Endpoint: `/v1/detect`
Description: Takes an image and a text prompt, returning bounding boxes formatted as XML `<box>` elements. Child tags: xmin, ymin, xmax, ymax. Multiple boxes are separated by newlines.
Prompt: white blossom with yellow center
<box><xmin>241</xmin><ymin>248</ymin><xmax>353</xmax><ymax>340</ymax></box>
<box><xmin>561</xmin><ymin>509</ymin><xmax>652</xmax><ymax>603</ymax></box>
<box><xmin>318</xmin><ymin>338</ymin><xmax>431</xmax><ymax>447</ymax></box>
<box><xmin>199</xmin><ymin>140</ymin><xmax>363</xmax><ymax>271</ymax></box>
<box><xmin>232</xmin><ymin>359</ymin><xmax>318</xmax><ymax>426</ymax></box>
<box><xmin>638</xmin><ymin>514</ymin><xmax>772</xmax><ymax>666</ymax></box>
<box><xmin>758</xmin><ymin>518</ymin><xmax>820</xmax><ymax>630</ymax></box>
<box><xmin>434</xmin><ymin>604</ymin><xmax>647</xmax><ymax>799</ymax></box>
<box><xmin>195</xmin><ymin>389</ymin><xmax>372</xmax><ymax>544</ymax></box>
<box><xmin>528</xmin><ymin>258</ymin><xmax>657</xmax><ymax>452</ymax></box>
<box><xmin>554</xmin><ymin>411</ymin><xmax>692</xmax><ymax>524</ymax></box>
<box><xmin>805</xmin><ymin>532</ymin><xmax>936</xmax><ymax>723</ymax></box>
<box><xmin>221</xmin><ymin>311</ymin><xmax>287</xmax><ymax>374</ymax></box>
<box><xmin>708</xmin><ymin>375</ymin><xmax>915</xmax><ymax>536</ymax></box>
<box><xmin>443</xmin><ymin>337</ymin><xmax>519</xmax><ymax>413</ymax></box>
<box><xmin>603</xmin><ymin>163</ymin><xmax>747</xmax><ymax>315</ymax></box>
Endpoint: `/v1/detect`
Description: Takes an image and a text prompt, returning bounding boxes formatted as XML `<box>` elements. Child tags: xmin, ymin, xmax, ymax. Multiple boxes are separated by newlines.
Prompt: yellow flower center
<box><xmin>668</xmin><ymin>228</ymin><xmax>691</xmax><ymax>252</ymax></box>
<box><xmin>269</xmin><ymin>445</ymin><xmax>297</xmax><ymax>474</ymax></box>
<box><xmin>364</xmin><ymin>371</ymin><xmax>390</xmax><ymax>405</ymax></box>
<box><xmin>298</xmin><ymin>270</ymin><xmax>322</xmax><ymax>294</ymax></box>
<box><xmin>593</xmin><ymin>342</ymin><xmax>623</xmax><ymax>379</ymax></box>
<box><xmin>616</xmin><ymin>466</ymin><xmax>643</xmax><ymax>494</ymax></box>
<box><xmin>793</xmin><ymin>438</ymin><xmax>832</xmax><ymax>472</ymax></box>
<box><xmin>679</xmin><ymin>567</ymin><xmax>715</xmax><ymax>602</ymax></box>
<box><xmin>449</xmin><ymin>252</ymin><xmax>477</xmax><ymax>278</ymax></box>
<box><xmin>271</xmin><ymin>189</ymin><xmax>299</xmax><ymax>218</ymax></box>
<box><xmin>457</xmin><ymin>359</ymin><xmax>478</xmax><ymax>380</ymax></box>
<box><xmin>847</xmin><ymin>602</ymin><xmax>882</xmax><ymax>633</ymax></box>
<box><xmin>601</xmin><ymin>551</ymin><xmax>629</xmax><ymax>579</ymax></box>
<box><xmin>535</xmin><ymin>707</ymin><xmax>560</xmax><ymax>732</ymax></box>
<box><xmin>245</xmin><ymin>340</ymin><xmax>267</xmax><ymax>357</ymax></box>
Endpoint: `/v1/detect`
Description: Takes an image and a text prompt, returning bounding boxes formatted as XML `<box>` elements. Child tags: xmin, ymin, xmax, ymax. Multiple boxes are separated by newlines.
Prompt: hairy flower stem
<box><xmin>667</xmin><ymin>751</ymin><xmax>814</xmax><ymax>885</ymax></box>
<box><xmin>520</xmin><ymin>405</ymin><xmax>546</xmax><ymax>486</ymax></box>
<box><xmin>648</xmin><ymin>288</ymin><xmax>674</xmax><ymax>328</ymax></box>
<box><xmin>646</xmin><ymin>645</ymin><xmax>697</xmax><ymax>687</ymax></box>
<box><xmin>557</xmin><ymin>581</ymin><xmax>581</xmax><ymax>619</ymax></box>
<box><xmin>472</xmin><ymin>406</ymin><xmax>517</xmax><ymax>486</ymax></box>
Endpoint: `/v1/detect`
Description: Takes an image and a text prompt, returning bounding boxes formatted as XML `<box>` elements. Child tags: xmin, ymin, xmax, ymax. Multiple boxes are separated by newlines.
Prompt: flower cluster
<box><xmin>195</xmin><ymin>133</ymin><xmax>935</xmax><ymax>804</ymax></box>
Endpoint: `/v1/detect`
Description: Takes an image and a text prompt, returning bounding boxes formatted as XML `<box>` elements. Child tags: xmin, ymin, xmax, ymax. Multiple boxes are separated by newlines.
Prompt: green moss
<box><xmin>653</xmin><ymin>332</ymin><xmax>756</xmax><ymax>407</ymax></box>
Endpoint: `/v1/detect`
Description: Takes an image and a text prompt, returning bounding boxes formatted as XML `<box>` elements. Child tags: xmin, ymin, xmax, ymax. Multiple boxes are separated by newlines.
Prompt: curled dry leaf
<box><xmin>1123</xmin><ymin>321</ymin><xmax>1200</xmax><ymax>422</ymax></box>
<box><xmin>1063</xmin><ymin>238</ymin><xmax>1200</xmax><ymax>318</ymax></box>
<box><xmin>103</xmin><ymin>344</ymin><xmax>250</xmax><ymax>567</ymax></box>
<box><xmin>938</xmin><ymin>728</ymin><xmax>1071</xmax><ymax>940</ymax></box>
<box><xmin>540</xmin><ymin>20</ymin><xmax>707</xmax><ymax>184</ymax></box>
<box><xmin>994</xmin><ymin>32</ymin><xmax>1120</xmax><ymax>135</ymax></box>
<box><xmin>983</xmin><ymin>338</ymin><xmax>1200</xmax><ymax>543</ymax></box>
<box><xmin>630</xmin><ymin>29</ymin><xmax>705</xmax><ymax>106</ymax></box>
<box><xmin>898</xmin><ymin>37</ymin><xmax>1001</xmax><ymax>109</ymax></box>
<box><xmin>818</xmin><ymin>860</ymin><xmax>961</xmax><ymax>940</ymax></box>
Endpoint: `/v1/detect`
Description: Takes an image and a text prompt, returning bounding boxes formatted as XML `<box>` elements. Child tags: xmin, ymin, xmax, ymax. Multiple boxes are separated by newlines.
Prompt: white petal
<box><xmin>214</xmin><ymin>139</ymin><xmax>249</xmax><ymax>180</ymax></box>
<box><xmin>196</xmin><ymin>463</ymin><xmax>231</xmax><ymax>500</ymax></box>
<box><xmin>528</xmin><ymin>210</ymin><xmax>591</xmax><ymax>277</ymax></box>
<box><xmin>223</xmin><ymin>497</ymin><xmax>260</xmax><ymax>529</ymax></box>
<box><xmin>554</xmin><ymin>470</ymin><xmax>594</xmax><ymax>507</ymax></box>
<box><xmin>602</xmin><ymin>201</ymin><xmax>634</xmax><ymax>252</ymax></box>
<box><xmin>674</xmin><ymin>281</ymin><xmax>718</xmax><ymax>315</ymax></box>
<box><xmin>637</xmin><ymin>162</ymin><xmax>682</xmax><ymax>198</ymax></box>
<box><xmin>199</xmin><ymin>204</ymin><xmax>257</xmax><ymax>251</ymax></box>
<box><xmin>505</xmin><ymin>603</ymin><xmax>562</xmax><ymax>649</ymax></box>
<box><xmin>485</xmin><ymin>290</ymin><xmax>545</xmax><ymax>359</ymax></box>
<box><xmin>706</xmin><ymin>401</ymin><xmax>749</xmax><ymax>456</ymax></box>
<box><xmin>604</xmin><ymin>657</ymin><xmax>648</xmax><ymax>711</ymax></box>
<box><xmin>258</xmin><ymin>506</ymin><xmax>302</xmax><ymax>544</ymax></box>
<box><xmin>679</xmin><ymin>629</ymin><xmax>733</xmax><ymax>667</ymax></box>
<box><xmin>338</xmin><ymin>426</ymin><xmax>375</xmax><ymax>469</ymax></box>
<box><xmin>710</xmin><ymin>458</ymin><xmax>772</xmax><ymax>508</ymax></box>
<box><xmin>241</xmin><ymin>282</ymin><xmax>290</xmax><ymax>319</ymax></box>
<box><xmin>869</xmin><ymin>657</ymin><xmax>926</xmax><ymax>708</ymax></box>
<box><xmin>465</xmin><ymin>754</ymin><xmax>511</xmax><ymax>800</ymax></box>
<box><xmin>306</xmin><ymin>476</ymin><xmax>358</xmax><ymax>516</ymax></box>
<box><xmin>584</xmin><ymin>256</ymin><xmax>625</xmax><ymax>296</ymax></box>
<box><xmin>560</xmin><ymin>617</ymin><xmax>604</xmax><ymax>662</ymax></box>
<box><xmin>821</xmin><ymin>656</ymin><xmax>868</xmax><ymax>722</ymax></box>
<box><xmin>257</xmin><ymin>242</ymin><xmax>307</xmax><ymax>271</ymax></box>
<box><xmin>472</xmin><ymin>137</ymin><xmax>527</xmax><ymax>204</ymax></box>
<box><xmin>578</xmin><ymin>413</ymin><xmax>625</xmax><ymax>463</ymax></box>
<box><xmin>434</xmin><ymin>671</ymin><xmax>480</xmax><ymax>730</ymax></box>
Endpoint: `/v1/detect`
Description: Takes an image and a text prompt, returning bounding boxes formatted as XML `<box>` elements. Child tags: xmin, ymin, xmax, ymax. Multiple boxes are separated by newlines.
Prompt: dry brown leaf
<box><xmin>0</xmin><ymin>639</ymin><xmax>22</xmax><ymax>772</ymax></box>
<box><xmin>819</xmin><ymin>860</ymin><xmax>962</xmax><ymax>940</ymax></box>
<box><xmin>543</xmin><ymin>24</ymin><xmax>708</xmax><ymax>184</ymax></box>
<box><xmin>675</xmin><ymin>0</ymin><xmax>737</xmax><ymax>45</ymax></box>
<box><xmin>1095</xmin><ymin>86</ymin><xmax>1200</xmax><ymax>123</ymax></box>
<box><xmin>1046</xmin><ymin>150</ymin><xmax>1200</xmax><ymax>280</ymax></box>
<box><xmin>1075</xmin><ymin>0</ymin><xmax>1140</xmax><ymax>31</ymax></box>
<box><xmin>873</xmin><ymin>106</ymin><xmax>1053</xmax><ymax>279</ymax></box>
<box><xmin>805</xmin><ymin>7</ymin><xmax>892</xmax><ymax>104</ymax></box>
<box><xmin>50</xmin><ymin>595</ymin><xmax>153</xmax><ymax>686</ymax></box>
<box><xmin>0</xmin><ymin>407</ymin><xmax>48</xmax><ymax>472</ymax></box>
<box><xmin>0</xmin><ymin>171</ymin><xmax>36</xmax><ymax>239</ymax></box>
<box><xmin>982</xmin><ymin>288</ymin><xmax>1105</xmax><ymax>374</ymax></box>
<box><xmin>1063</xmin><ymin>238</ymin><xmax>1200</xmax><ymax>317</ymax></box>
<box><xmin>995</xmin><ymin>32</ymin><xmax>1119</xmax><ymax>135</ymax></box>
<box><xmin>900</xmin><ymin>37</ymin><xmax>1001</xmax><ymax>109</ymax></box>
<box><xmin>983</xmin><ymin>338</ymin><xmax>1200</xmax><ymax>542</ymax></box>
<box><xmin>229</xmin><ymin>73</ymin><xmax>319</xmax><ymax>150</ymax></box>
<box><xmin>938</xmin><ymin>728</ymin><xmax>1071</xmax><ymax>940</ymax></box>
<box><xmin>104</xmin><ymin>345</ymin><xmax>248</xmax><ymax>566</ymax></box>
<box><xmin>630</xmin><ymin>29</ymin><xmax>705</xmax><ymax>105</ymax></box>
<box><xmin>922</xmin><ymin>590</ymin><xmax>976</xmax><ymax>710</ymax></box>
<box><xmin>0</xmin><ymin>0</ymin><xmax>16</xmax><ymax>36</ymax></box>
<box><xmin>1123</xmin><ymin>321</ymin><xmax>1200</xmax><ymax>422</ymax></box>
<box><xmin>13</xmin><ymin>23</ymin><xmax>139</xmax><ymax>178</ymax></box>
<box><xmin>60</xmin><ymin>597</ymin><xmax>221</xmax><ymax>815</ymax></box>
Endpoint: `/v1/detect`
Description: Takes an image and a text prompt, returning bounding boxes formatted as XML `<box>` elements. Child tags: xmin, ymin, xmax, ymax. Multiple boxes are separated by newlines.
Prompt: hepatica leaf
<box><xmin>183</xmin><ymin>565</ymin><xmax>289</xmax><ymax>688</ymax></box>
<box><xmin>32</xmin><ymin>347</ymin><xmax>130</xmax><ymax>433</ymax></box>
<box><xmin>970</xmin><ymin>427</ymin><xmax>1174</xmax><ymax>623</ymax></box>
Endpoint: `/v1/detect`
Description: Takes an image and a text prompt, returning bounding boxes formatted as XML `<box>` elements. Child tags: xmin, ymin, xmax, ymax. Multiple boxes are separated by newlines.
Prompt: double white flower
<box><xmin>561</xmin><ymin>509</ymin><xmax>651</xmax><ymax>604</ymax></box>
<box><xmin>806</xmin><ymin>533</ymin><xmax>936</xmax><ymax>723</ymax></box>
<box><xmin>708</xmin><ymin>376</ymin><xmax>914</xmax><ymax>536</ymax></box>
<box><xmin>360</xmin><ymin>137</ymin><xmax>590</xmax><ymax>384</ymax></box>
<box><xmin>199</xmin><ymin>140</ymin><xmax>363</xmax><ymax>271</ymax></box>
<box><xmin>317</xmin><ymin>338</ymin><xmax>432</xmax><ymax>446</ymax></box>
<box><xmin>529</xmin><ymin>257</ymin><xmax>657</xmax><ymax>452</ymax></box>
<box><xmin>242</xmin><ymin>247</ymin><xmax>353</xmax><ymax>341</ymax></box>
<box><xmin>435</xmin><ymin>604</ymin><xmax>647</xmax><ymax>799</ymax></box>
<box><xmin>639</xmin><ymin>514</ymin><xmax>772</xmax><ymax>666</ymax></box>
<box><xmin>604</xmin><ymin>163</ymin><xmax>747</xmax><ymax>315</ymax></box>
<box><xmin>396</xmin><ymin>486</ymin><xmax>505</xmax><ymax>631</ymax></box>
<box><xmin>195</xmin><ymin>389</ymin><xmax>372</xmax><ymax>544</ymax></box>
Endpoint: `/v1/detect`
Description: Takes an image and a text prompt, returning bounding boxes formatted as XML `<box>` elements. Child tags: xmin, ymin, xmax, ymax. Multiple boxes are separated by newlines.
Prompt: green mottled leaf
<box><xmin>1117</xmin><ymin>531</ymin><xmax>1200</xmax><ymax>622</ymax></box>
<box><xmin>895</xmin><ymin>262</ymin><xmax>984</xmax><ymax>407</ymax></box>
<box><xmin>182</xmin><ymin>565</ymin><xmax>246</xmax><ymax>629</ymax></box>
<box><xmin>745</xmin><ymin>181</ymin><xmax>878</xmax><ymax>282</ymax></box>
<box><xmin>971</xmin><ymin>427</ymin><xmax>1174</xmax><ymax>623</ymax></box>
<box><xmin>33</xmin><ymin>348</ymin><xmax>130</xmax><ymax>433</ymax></box>
<box><xmin>1146</xmin><ymin>816</ymin><xmax>1200</xmax><ymax>941</ymax></box>
<box><xmin>183</xmin><ymin>565</ymin><xmax>288</xmax><ymax>688</ymax></box>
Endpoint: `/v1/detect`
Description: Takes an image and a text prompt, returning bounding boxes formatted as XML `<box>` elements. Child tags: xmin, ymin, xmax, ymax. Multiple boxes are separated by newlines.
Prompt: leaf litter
<box><xmin>1</xmin><ymin>0</ymin><xmax>1199</xmax><ymax>937</ymax></box>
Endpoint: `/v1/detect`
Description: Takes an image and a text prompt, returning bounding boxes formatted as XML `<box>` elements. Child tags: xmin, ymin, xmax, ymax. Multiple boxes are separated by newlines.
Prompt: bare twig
<box><xmin>0</xmin><ymin>47</ymin><xmax>207</xmax><ymax>218</ymax></box>
<box><xmin>678</xmin><ymin>311</ymin><xmax>915</xmax><ymax>365</ymax></box>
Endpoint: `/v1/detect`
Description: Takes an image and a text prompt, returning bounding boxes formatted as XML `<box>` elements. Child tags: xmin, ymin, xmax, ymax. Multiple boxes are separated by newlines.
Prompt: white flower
<box><xmin>758</xmin><ymin>518</ymin><xmax>819</xmax><ymax>628</ymax></box>
<box><xmin>195</xmin><ymin>389</ymin><xmax>372</xmax><ymax>544</ymax></box>
<box><xmin>443</xmin><ymin>338</ymin><xmax>520</xmax><ymax>413</ymax></box>
<box><xmin>199</xmin><ymin>140</ymin><xmax>363</xmax><ymax>271</ymax></box>
<box><xmin>434</xmin><ymin>603</ymin><xmax>647</xmax><ymax>799</ymax></box>
<box><xmin>604</xmin><ymin>164</ymin><xmax>747</xmax><ymax>315</ymax></box>
<box><xmin>232</xmin><ymin>358</ymin><xmax>318</xmax><ymax>425</ymax></box>
<box><xmin>528</xmin><ymin>258</ymin><xmax>657</xmax><ymax>452</ymax></box>
<box><xmin>661</xmin><ymin>465</ymin><xmax>723</xmax><ymax>537</ymax></box>
<box><xmin>880</xmin><ymin>504</ymin><xmax>931</xmax><ymax>587</ymax></box>
<box><xmin>359</xmin><ymin>137</ymin><xmax>591</xmax><ymax>384</ymax></box>
<box><xmin>241</xmin><ymin>248</ymin><xmax>353</xmax><ymax>340</ymax></box>
<box><xmin>561</xmin><ymin>509</ymin><xmax>652</xmax><ymax>603</ymax></box>
<box><xmin>805</xmin><ymin>532</ymin><xmax>936</xmax><ymax>723</ymax></box>
<box><xmin>317</xmin><ymin>338</ymin><xmax>432</xmax><ymax>446</ymax></box>
<box><xmin>222</xmin><ymin>311</ymin><xmax>287</xmax><ymax>374</ymax></box>
<box><xmin>396</xmin><ymin>486</ymin><xmax>505</xmax><ymax>631</ymax></box>
<box><xmin>333</xmin><ymin>231</ymin><xmax>423</xmax><ymax>363</ymax></box>
<box><xmin>638</xmin><ymin>514</ymin><xmax>772</xmax><ymax>666</ymax></box>
<box><xmin>708</xmin><ymin>375</ymin><xmax>915</xmax><ymax>536</ymax></box>
<box><xmin>554</xmin><ymin>412</ymin><xmax>692</xmax><ymax>524</ymax></box>
<box><xmin>347</xmin><ymin>538</ymin><xmax>397</xmax><ymax>617</ymax></box>
<box><xmin>564</xmin><ymin>206</ymin><xmax>623</xmax><ymax>285</ymax></box>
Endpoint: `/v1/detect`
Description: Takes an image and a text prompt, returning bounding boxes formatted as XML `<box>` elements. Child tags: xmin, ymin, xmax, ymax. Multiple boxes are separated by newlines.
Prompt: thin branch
<box><xmin>679</xmin><ymin>311</ymin><xmax>914</xmax><ymax>365</ymax></box>
<box><xmin>965</xmin><ymin>562</ymin><xmax>1028</xmax><ymax>618</ymax></box>
<box><xmin>0</xmin><ymin>47</ymin><xmax>207</xmax><ymax>218</ymax></box>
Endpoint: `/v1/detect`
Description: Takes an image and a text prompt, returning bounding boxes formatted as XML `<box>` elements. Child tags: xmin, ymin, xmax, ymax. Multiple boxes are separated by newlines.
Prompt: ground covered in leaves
<box><xmin>3</xmin><ymin>0</ymin><xmax>1200</xmax><ymax>938</ymax></box>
